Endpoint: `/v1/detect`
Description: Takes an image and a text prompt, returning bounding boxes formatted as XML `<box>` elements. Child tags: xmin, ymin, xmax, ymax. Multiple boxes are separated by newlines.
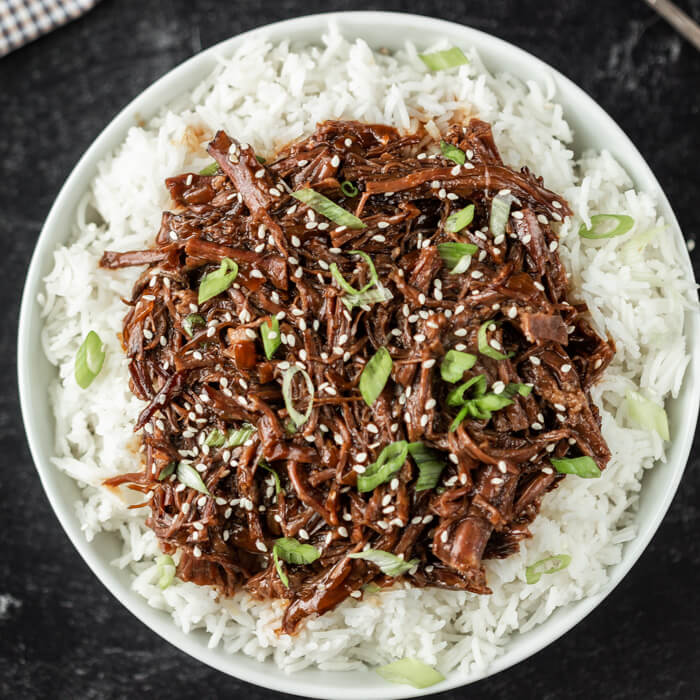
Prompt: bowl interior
<box><xmin>17</xmin><ymin>11</ymin><xmax>700</xmax><ymax>700</ymax></box>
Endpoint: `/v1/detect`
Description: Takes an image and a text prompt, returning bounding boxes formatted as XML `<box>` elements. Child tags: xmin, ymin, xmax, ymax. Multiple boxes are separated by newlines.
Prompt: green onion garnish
<box><xmin>626</xmin><ymin>390</ymin><xmax>669</xmax><ymax>441</ymax></box>
<box><xmin>292</xmin><ymin>188</ymin><xmax>365</xmax><ymax>229</ymax></box>
<box><xmin>446</xmin><ymin>374</ymin><xmax>487</xmax><ymax>407</ymax></box>
<box><xmin>176</xmin><ymin>461</ymin><xmax>211</xmax><ymax>495</ymax></box>
<box><xmin>330</xmin><ymin>250</ymin><xmax>392</xmax><ymax>310</ymax></box>
<box><xmin>437</xmin><ymin>240</ymin><xmax>478</xmax><ymax>274</ymax></box>
<box><xmin>407</xmin><ymin>442</ymin><xmax>447</xmax><ymax>491</ymax></box>
<box><xmin>505</xmin><ymin>382</ymin><xmax>533</xmax><ymax>398</ymax></box>
<box><xmin>156</xmin><ymin>554</ymin><xmax>176</xmax><ymax>589</ymax></box>
<box><xmin>260</xmin><ymin>461</ymin><xmax>283</xmax><ymax>495</ymax></box>
<box><xmin>550</xmin><ymin>456</ymin><xmax>601</xmax><ymax>478</ymax></box>
<box><xmin>198</xmin><ymin>162</ymin><xmax>219</xmax><ymax>176</ymax></box>
<box><xmin>282</xmin><ymin>365</ymin><xmax>314</xmax><ymax>428</ymax></box>
<box><xmin>477</xmin><ymin>320</ymin><xmax>512</xmax><ymax>360</ymax></box>
<box><xmin>440</xmin><ymin>349</ymin><xmax>477</xmax><ymax>383</ymax></box>
<box><xmin>359</xmin><ymin>346</ymin><xmax>393</xmax><ymax>406</ymax></box>
<box><xmin>440</xmin><ymin>140</ymin><xmax>466</xmax><ymax>165</ymax></box>
<box><xmin>419</xmin><ymin>47</ymin><xmax>469</xmax><ymax>71</ymax></box>
<box><xmin>348</xmin><ymin>549</ymin><xmax>418</xmax><ymax>576</ymax></box>
<box><xmin>205</xmin><ymin>429</ymin><xmax>226</xmax><ymax>447</ymax></box>
<box><xmin>363</xmin><ymin>582</ymin><xmax>382</xmax><ymax>594</ymax></box>
<box><xmin>489</xmin><ymin>195</ymin><xmax>512</xmax><ymax>237</ymax></box>
<box><xmin>157</xmin><ymin>462</ymin><xmax>176</xmax><ymax>481</ymax></box>
<box><xmin>255</xmin><ymin>155</ymin><xmax>266</xmax><ymax>164</ymax></box>
<box><xmin>444</xmin><ymin>204</ymin><xmax>475</xmax><ymax>234</ymax></box>
<box><xmin>75</xmin><ymin>330</ymin><xmax>106</xmax><ymax>389</ymax></box>
<box><xmin>375</xmin><ymin>658</ymin><xmax>445</xmax><ymax>689</ymax></box>
<box><xmin>224</xmin><ymin>423</ymin><xmax>256</xmax><ymax>447</ymax></box>
<box><xmin>272</xmin><ymin>537</ymin><xmax>321</xmax><ymax>588</ymax></box>
<box><xmin>525</xmin><ymin>554</ymin><xmax>572</xmax><ymax>584</ymax></box>
<box><xmin>198</xmin><ymin>257</ymin><xmax>238</xmax><ymax>304</ymax></box>
<box><xmin>341</xmin><ymin>180</ymin><xmax>359</xmax><ymax>197</ymax></box>
<box><xmin>579</xmin><ymin>214</ymin><xmax>634</xmax><ymax>239</ymax></box>
<box><xmin>260</xmin><ymin>316</ymin><xmax>280</xmax><ymax>360</ymax></box>
<box><xmin>357</xmin><ymin>440</ymin><xmax>409</xmax><ymax>492</ymax></box>
<box><xmin>446</xmin><ymin>375</ymin><xmax>514</xmax><ymax>431</ymax></box>
<box><xmin>183</xmin><ymin>313</ymin><xmax>206</xmax><ymax>337</ymax></box>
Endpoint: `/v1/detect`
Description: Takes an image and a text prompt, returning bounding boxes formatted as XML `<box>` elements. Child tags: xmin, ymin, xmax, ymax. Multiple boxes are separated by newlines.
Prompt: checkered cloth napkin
<box><xmin>0</xmin><ymin>0</ymin><xmax>100</xmax><ymax>57</ymax></box>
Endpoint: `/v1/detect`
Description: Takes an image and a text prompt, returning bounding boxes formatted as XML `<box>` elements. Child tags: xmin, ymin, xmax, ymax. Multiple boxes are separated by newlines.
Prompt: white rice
<box><xmin>38</xmin><ymin>25</ymin><xmax>696</xmax><ymax>677</ymax></box>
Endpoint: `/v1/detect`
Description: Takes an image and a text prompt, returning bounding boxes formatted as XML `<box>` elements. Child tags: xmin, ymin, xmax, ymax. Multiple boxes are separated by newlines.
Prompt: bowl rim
<box><xmin>17</xmin><ymin>10</ymin><xmax>700</xmax><ymax>699</ymax></box>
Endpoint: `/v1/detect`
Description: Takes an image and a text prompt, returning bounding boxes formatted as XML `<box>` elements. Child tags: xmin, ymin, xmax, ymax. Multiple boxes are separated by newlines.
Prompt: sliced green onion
<box><xmin>348</xmin><ymin>549</ymin><xmax>418</xmax><ymax>576</ymax></box>
<box><xmin>489</xmin><ymin>195</ymin><xmax>512</xmax><ymax>237</ymax></box>
<box><xmin>198</xmin><ymin>162</ymin><xmax>219</xmax><ymax>176</ymax></box>
<box><xmin>273</xmin><ymin>537</ymin><xmax>321</xmax><ymax>587</ymax></box>
<box><xmin>75</xmin><ymin>330</ymin><xmax>106</xmax><ymax>389</ymax></box>
<box><xmin>183</xmin><ymin>313</ymin><xmax>205</xmax><ymax>337</ymax></box>
<box><xmin>437</xmin><ymin>241</ymin><xmax>478</xmax><ymax>275</ymax></box>
<box><xmin>255</xmin><ymin>155</ymin><xmax>266</xmax><ymax>164</ymax></box>
<box><xmin>343</xmin><ymin>286</ymin><xmax>393</xmax><ymax>310</ymax></box>
<box><xmin>292</xmin><ymin>188</ymin><xmax>365</xmax><ymax>229</ymax></box>
<box><xmin>375</xmin><ymin>658</ymin><xmax>445</xmax><ymax>689</ymax></box>
<box><xmin>440</xmin><ymin>140</ymin><xmax>466</xmax><ymax>165</ymax></box>
<box><xmin>157</xmin><ymin>462</ymin><xmax>176</xmax><ymax>481</ymax></box>
<box><xmin>363</xmin><ymin>582</ymin><xmax>382</xmax><ymax>594</ymax></box>
<box><xmin>579</xmin><ymin>214</ymin><xmax>634</xmax><ymax>239</ymax></box>
<box><xmin>272</xmin><ymin>547</ymin><xmax>288</xmax><ymax>588</ymax></box>
<box><xmin>440</xmin><ymin>350</ymin><xmax>477</xmax><ymax>383</ymax></box>
<box><xmin>357</xmin><ymin>440</ymin><xmax>408</xmax><ymax>492</ymax></box>
<box><xmin>505</xmin><ymin>382</ymin><xmax>533</xmax><ymax>398</ymax></box>
<box><xmin>341</xmin><ymin>180</ymin><xmax>359</xmax><ymax>197</ymax></box>
<box><xmin>449</xmin><ymin>403</ymin><xmax>472</xmax><ymax>431</ymax></box>
<box><xmin>205</xmin><ymin>429</ymin><xmax>226</xmax><ymax>447</ymax></box>
<box><xmin>476</xmin><ymin>393</ymin><xmax>514</xmax><ymax>413</ymax></box>
<box><xmin>359</xmin><ymin>347</ymin><xmax>393</xmax><ymax>406</ymax></box>
<box><xmin>525</xmin><ymin>554</ymin><xmax>572</xmax><ymax>584</ymax></box>
<box><xmin>444</xmin><ymin>204</ymin><xmax>475</xmax><ymax>234</ymax></box>
<box><xmin>282</xmin><ymin>365</ymin><xmax>314</xmax><ymax>428</ymax></box>
<box><xmin>156</xmin><ymin>554</ymin><xmax>176</xmax><ymax>589</ymax></box>
<box><xmin>176</xmin><ymin>461</ymin><xmax>211</xmax><ymax>495</ymax></box>
<box><xmin>478</xmin><ymin>320</ymin><xmax>512</xmax><ymax>360</ymax></box>
<box><xmin>224</xmin><ymin>423</ymin><xmax>256</xmax><ymax>447</ymax></box>
<box><xmin>260</xmin><ymin>316</ymin><xmax>280</xmax><ymax>360</ymax></box>
<box><xmin>419</xmin><ymin>47</ymin><xmax>469</xmax><ymax>71</ymax></box>
<box><xmin>446</xmin><ymin>374</ymin><xmax>487</xmax><ymax>407</ymax></box>
<box><xmin>198</xmin><ymin>257</ymin><xmax>238</xmax><ymax>304</ymax></box>
<box><xmin>626</xmin><ymin>390</ymin><xmax>669</xmax><ymax>441</ymax></box>
<box><xmin>408</xmin><ymin>442</ymin><xmax>447</xmax><ymax>491</ymax></box>
<box><xmin>550</xmin><ymin>456</ymin><xmax>601</xmax><ymax>478</ymax></box>
<box><xmin>330</xmin><ymin>250</ymin><xmax>391</xmax><ymax>310</ymax></box>
<box><xmin>260</xmin><ymin>461</ymin><xmax>283</xmax><ymax>495</ymax></box>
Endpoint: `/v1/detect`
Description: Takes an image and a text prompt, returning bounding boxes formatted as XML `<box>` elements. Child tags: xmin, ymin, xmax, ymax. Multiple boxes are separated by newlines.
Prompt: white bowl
<box><xmin>17</xmin><ymin>11</ymin><xmax>700</xmax><ymax>699</ymax></box>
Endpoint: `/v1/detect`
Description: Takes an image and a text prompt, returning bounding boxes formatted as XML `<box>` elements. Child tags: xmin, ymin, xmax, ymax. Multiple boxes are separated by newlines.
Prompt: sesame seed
<box><xmin>561</xmin><ymin>364</ymin><xmax>572</xmax><ymax>373</ymax></box>
<box><xmin>354</xmin><ymin>464</ymin><xmax>366</xmax><ymax>474</ymax></box>
<box><xmin>372</xmin><ymin>235</ymin><xmax>386</xmax><ymax>243</ymax></box>
<box><xmin>422</xmin><ymin>358</ymin><xmax>436</xmax><ymax>369</ymax></box>
<box><xmin>425</xmin><ymin>398</ymin><xmax>436</xmax><ymax>410</ymax></box>
<box><xmin>531</xmin><ymin>422</ymin><xmax>543</xmax><ymax>430</ymax></box>
<box><xmin>512</xmin><ymin>211</ymin><xmax>524</xmax><ymax>220</ymax></box>
<box><xmin>542</xmin><ymin>466</ymin><xmax>554</xmax><ymax>475</ymax></box>
<box><xmin>331</xmin><ymin>155</ymin><xmax>340</xmax><ymax>167</ymax></box>
<box><xmin>549</xmin><ymin>241</ymin><xmax>558</xmax><ymax>252</ymax></box>
<box><xmin>492</xmin><ymin>381</ymin><xmax>505</xmax><ymax>394</ymax></box>
<box><xmin>552</xmin><ymin>200</ymin><xmax>562</xmax><ymax>209</ymax></box>
<box><xmin>594</xmin><ymin>358</ymin><xmax>603</xmax><ymax>369</ymax></box>
<box><xmin>554</xmin><ymin>403</ymin><xmax>566</xmax><ymax>411</ymax></box>
<box><xmin>537</xmin><ymin>214</ymin><xmax>548</xmax><ymax>225</ymax></box>
<box><xmin>377</xmin><ymin>221</ymin><xmax>390</xmax><ymax>229</ymax></box>
<box><xmin>420</xmin><ymin>414</ymin><xmax>429</xmax><ymax>427</ymax></box>
<box><xmin>534</xmin><ymin>281</ymin><xmax>545</xmax><ymax>291</ymax></box>
<box><xmin>390</xmin><ymin>478</ymin><xmax>399</xmax><ymax>490</ymax></box>
<box><xmin>471</xmin><ymin>270</ymin><xmax>483</xmax><ymax>279</ymax></box>
<box><xmin>338</xmin><ymin>526</ymin><xmax>349</xmax><ymax>538</ymax></box>
<box><xmin>508</xmin><ymin>306</ymin><xmax>518</xmax><ymax>319</ymax></box>
<box><xmin>193</xmin><ymin>545</ymin><xmax>202</xmax><ymax>557</ymax></box>
<box><xmin>522</xmin><ymin>234</ymin><xmax>532</xmax><ymax>244</ymax></box>
<box><xmin>529</xmin><ymin>356</ymin><xmax>541</xmax><ymax>366</ymax></box>
<box><xmin>440</xmin><ymin>530</ymin><xmax>449</xmax><ymax>543</ymax></box>
<box><xmin>418</xmin><ymin>293</ymin><xmax>426</xmax><ymax>305</ymax></box>
<box><xmin>497</xmin><ymin>460</ymin><xmax>507</xmax><ymax>473</ymax></box>
<box><xmin>299</xmin><ymin>529</ymin><xmax>309</xmax><ymax>540</ymax></box>
<box><xmin>491</xmin><ymin>477</ymin><xmax>504</xmax><ymax>485</ymax></box>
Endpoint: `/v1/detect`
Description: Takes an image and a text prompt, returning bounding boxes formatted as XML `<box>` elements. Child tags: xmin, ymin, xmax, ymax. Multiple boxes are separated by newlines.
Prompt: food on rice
<box><xmin>39</xmin><ymin>27</ymin><xmax>694</xmax><ymax>678</ymax></box>
<box><xmin>99</xmin><ymin>116</ymin><xmax>615</xmax><ymax>636</ymax></box>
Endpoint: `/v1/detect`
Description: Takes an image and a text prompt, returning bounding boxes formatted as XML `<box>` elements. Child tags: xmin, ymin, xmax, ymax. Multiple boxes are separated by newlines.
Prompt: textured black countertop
<box><xmin>1</xmin><ymin>1</ymin><xmax>699</xmax><ymax>698</ymax></box>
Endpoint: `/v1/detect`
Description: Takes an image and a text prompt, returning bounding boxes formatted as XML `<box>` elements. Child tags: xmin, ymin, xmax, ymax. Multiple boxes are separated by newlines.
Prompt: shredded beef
<box><xmin>101</xmin><ymin>118</ymin><xmax>614</xmax><ymax>634</ymax></box>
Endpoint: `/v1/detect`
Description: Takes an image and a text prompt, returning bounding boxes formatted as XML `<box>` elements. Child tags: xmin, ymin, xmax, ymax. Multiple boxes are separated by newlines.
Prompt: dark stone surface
<box><xmin>1</xmin><ymin>1</ymin><xmax>699</xmax><ymax>698</ymax></box>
